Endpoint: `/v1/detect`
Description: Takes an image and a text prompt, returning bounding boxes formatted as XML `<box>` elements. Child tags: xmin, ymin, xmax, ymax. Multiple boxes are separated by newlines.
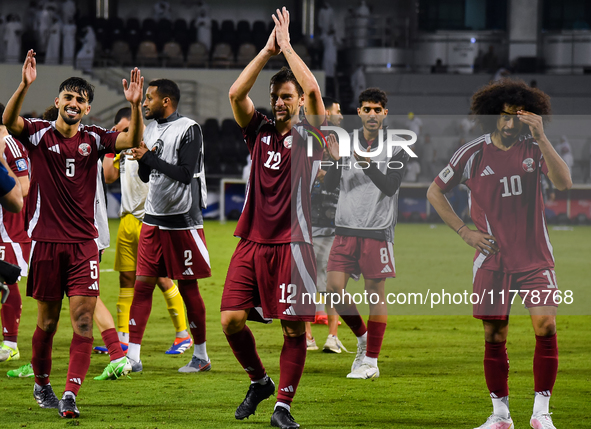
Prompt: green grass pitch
<box><xmin>1</xmin><ymin>220</ymin><xmax>589</xmax><ymax>428</ymax></box>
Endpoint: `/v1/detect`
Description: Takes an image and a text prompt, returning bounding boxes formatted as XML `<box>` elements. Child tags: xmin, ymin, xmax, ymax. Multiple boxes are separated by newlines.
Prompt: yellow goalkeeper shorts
<box><xmin>114</xmin><ymin>213</ymin><xmax>143</xmax><ymax>272</ymax></box>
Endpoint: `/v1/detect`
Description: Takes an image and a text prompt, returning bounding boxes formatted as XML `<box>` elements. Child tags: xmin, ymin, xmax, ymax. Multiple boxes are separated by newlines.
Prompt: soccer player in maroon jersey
<box><xmin>221</xmin><ymin>7</ymin><xmax>324</xmax><ymax>429</ymax></box>
<box><xmin>2</xmin><ymin>50</ymin><xmax>144</xmax><ymax>418</ymax></box>
<box><xmin>0</xmin><ymin>104</ymin><xmax>31</xmax><ymax>364</ymax></box>
<box><xmin>427</xmin><ymin>79</ymin><xmax>572</xmax><ymax>429</ymax></box>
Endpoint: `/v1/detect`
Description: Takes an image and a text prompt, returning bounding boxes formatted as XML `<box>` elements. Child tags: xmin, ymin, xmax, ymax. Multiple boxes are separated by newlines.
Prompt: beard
<box><xmin>145</xmin><ymin>105</ymin><xmax>164</xmax><ymax>120</ymax></box>
<box><xmin>60</xmin><ymin>110</ymin><xmax>80</xmax><ymax>125</ymax></box>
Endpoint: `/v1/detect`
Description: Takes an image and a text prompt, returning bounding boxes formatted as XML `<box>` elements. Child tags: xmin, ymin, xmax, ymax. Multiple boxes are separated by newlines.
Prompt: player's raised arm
<box><xmin>2</xmin><ymin>50</ymin><xmax>37</xmax><ymax>136</ymax></box>
<box><xmin>273</xmin><ymin>7</ymin><xmax>324</xmax><ymax>126</ymax></box>
<box><xmin>229</xmin><ymin>28</ymin><xmax>281</xmax><ymax>127</ymax></box>
<box><xmin>427</xmin><ymin>181</ymin><xmax>498</xmax><ymax>255</ymax></box>
<box><xmin>517</xmin><ymin>110</ymin><xmax>572</xmax><ymax>191</ymax></box>
<box><xmin>116</xmin><ymin>68</ymin><xmax>144</xmax><ymax>151</ymax></box>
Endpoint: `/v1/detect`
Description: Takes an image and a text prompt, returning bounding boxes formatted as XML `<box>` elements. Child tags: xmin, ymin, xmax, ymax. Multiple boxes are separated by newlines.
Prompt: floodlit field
<box><xmin>1</xmin><ymin>220</ymin><xmax>590</xmax><ymax>428</ymax></box>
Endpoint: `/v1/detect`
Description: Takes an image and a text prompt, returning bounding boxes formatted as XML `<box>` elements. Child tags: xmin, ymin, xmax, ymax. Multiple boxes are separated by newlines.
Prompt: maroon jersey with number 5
<box><xmin>434</xmin><ymin>133</ymin><xmax>554</xmax><ymax>273</ymax></box>
<box><xmin>234</xmin><ymin>110</ymin><xmax>324</xmax><ymax>245</ymax></box>
<box><xmin>18</xmin><ymin>118</ymin><xmax>119</xmax><ymax>243</ymax></box>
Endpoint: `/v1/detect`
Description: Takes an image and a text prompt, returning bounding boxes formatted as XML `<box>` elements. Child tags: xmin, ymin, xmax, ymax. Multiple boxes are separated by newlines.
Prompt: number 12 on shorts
<box><xmin>279</xmin><ymin>283</ymin><xmax>297</xmax><ymax>304</ymax></box>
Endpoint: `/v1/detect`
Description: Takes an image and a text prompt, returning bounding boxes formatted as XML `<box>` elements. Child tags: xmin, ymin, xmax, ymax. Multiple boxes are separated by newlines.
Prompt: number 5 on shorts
<box><xmin>90</xmin><ymin>261</ymin><xmax>98</xmax><ymax>279</ymax></box>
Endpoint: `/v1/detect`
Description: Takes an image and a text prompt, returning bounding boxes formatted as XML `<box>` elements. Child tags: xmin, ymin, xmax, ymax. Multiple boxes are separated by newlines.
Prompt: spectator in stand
<box><xmin>481</xmin><ymin>45</ymin><xmax>499</xmax><ymax>73</ymax></box>
<box><xmin>153</xmin><ymin>1</ymin><xmax>172</xmax><ymax>21</ymax></box>
<box><xmin>557</xmin><ymin>136</ymin><xmax>574</xmax><ymax>172</ymax></box>
<box><xmin>4</xmin><ymin>14</ymin><xmax>23</xmax><ymax>64</ymax></box>
<box><xmin>76</xmin><ymin>25</ymin><xmax>96</xmax><ymax>73</ymax></box>
<box><xmin>421</xmin><ymin>133</ymin><xmax>439</xmax><ymax>179</ymax></box>
<box><xmin>404</xmin><ymin>146</ymin><xmax>421</xmax><ymax>182</ymax></box>
<box><xmin>317</xmin><ymin>1</ymin><xmax>335</xmax><ymax>36</ymax></box>
<box><xmin>61</xmin><ymin>0</ymin><xmax>76</xmax><ymax>24</ymax></box>
<box><xmin>195</xmin><ymin>8</ymin><xmax>211</xmax><ymax>52</ymax></box>
<box><xmin>406</xmin><ymin>112</ymin><xmax>423</xmax><ymax>139</ymax></box>
<box><xmin>431</xmin><ymin>58</ymin><xmax>447</xmax><ymax>73</ymax></box>
<box><xmin>350</xmin><ymin>64</ymin><xmax>366</xmax><ymax>109</ymax></box>
<box><xmin>62</xmin><ymin>18</ymin><xmax>76</xmax><ymax>65</ymax></box>
<box><xmin>356</xmin><ymin>0</ymin><xmax>370</xmax><ymax>17</ymax></box>
<box><xmin>321</xmin><ymin>29</ymin><xmax>338</xmax><ymax>98</ymax></box>
<box><xmin>45</xmin><ymin>15</ymin><xmax>62</xmax><ymax>65</ymax></box>
<box><xmin>35</xmin><ymin>2</ymin><xmax>54</xmax><ymax>55</ymax></box>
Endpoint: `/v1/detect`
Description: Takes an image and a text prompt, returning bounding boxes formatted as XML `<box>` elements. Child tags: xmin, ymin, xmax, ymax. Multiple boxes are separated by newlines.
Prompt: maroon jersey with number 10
<box><xmin>435</xmin><ymin>133</ymin><xmax>554</xmax><ymax>273</ymax></box>
<box><xmin>234</xmin><ymin>110</ymin><xmax>324</xmax><ymax>245</ymax></box>
<box><xmin>18</xmin><ymin>118</ymin><xmax>119</xmax><ymax>243</ymax></box>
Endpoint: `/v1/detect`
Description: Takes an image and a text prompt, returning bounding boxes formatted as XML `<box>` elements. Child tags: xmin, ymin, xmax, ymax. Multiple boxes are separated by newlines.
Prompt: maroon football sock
<box><xmin>225</xmin><ymin>325</ymin><xmax>266</xmax><ymax>381</ymax></box>
<box><xmin>366</xmin><ymin>320</ymin><xmax>387</xmax><ymax>359</ymax></box>
<box><xmin>534</xmin><ymin>334</ymin><xmax>558</xmax><ymax>395</ymax></box>
<box><xmin>277</xmin><ymin>334</ymin><xmax>306</xmax><ymax>406</ymax></box>
<box><xmin>128</xmin><ymin>280</ymin><xmax>155</xmax><ymax>344</ymax></box>
<box><xmin>31</xmin><ymin>326</ymin><xmax>55</xmax><ymax>386</ymax></box>
<box><xmin>178</xmin><ymin>281</ymin><xmax>206</xmax><ymax>344</ymax></box>
<box><xmin>64</xmin><ymin>333</ymin><xmax>93</xmax><ymax>396</ymax></box>
<box><xmin>484</xmin><ymin>340</ymin><xmax>509</xmax><ymax>398</ymax></box>
<box><xmin>336</xmin><ymin>301</ymin><xmax>367</xmax><ymax>338</ymax></box>
<box><xmin>101</xmin><ymin>327</ymin><xmax>125</xmax><ymax>360</ymax></box>
<box><xmin>1</xmin><ymin>283</ymin><xmax>21</xmax><ymax>342</ymax></box>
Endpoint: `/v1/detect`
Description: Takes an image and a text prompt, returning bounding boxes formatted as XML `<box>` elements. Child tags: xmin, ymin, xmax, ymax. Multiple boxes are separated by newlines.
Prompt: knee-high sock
<box><xmin>225</xmin><ymin>325</ymin><xmax>266</xmax><ymax>381</ymax></box>
<box><xmin>116</xmin><ymin>287</ymin><xmax>134</xmax><ymax>334</ymax></box>
<box><xmin>534</xmin><ymin>334</ymin><xmax>558</xmax><ymax>395</ymax></box>
<box><xmin>277</xmin><ymin>334</ymin><xmax>307</xmax><ymax>406</ymax></box>
<box><xmin>101</xmin><ymin>327</ymin><xmax>125</xmax><ymax>361</ymax></box>
<box><xmin>366</xmin><ymin>320</ymin><xmax>387</xmax><ymax>359</ymax></box>
<box><xmin>335</xmin><ymin>300</ymin><xmax>367</xmax><ymax>338</ymax></box>
<box><xmin>484</xmin><ymin>341</ymin><xmax>509</xmax><ymax>398</ymax></box>
<box><xmin>64</xmin><ymin>333</ymin><xmax>93</xmax><ymax>396</ymax></box>
<box><xmin>31</xmin><ymin>326</ymin><xmax>55</xmax><ymax>386</ymax></box>
<box><xmin>162</xmin><ymin>283</ymin><xmax>188</xmax><ymax>334</ymax></box>
<box><xmin>1</xmin><ymin>283</ymin><xmax>21</xmax><ymax>342</ymax></box>
<box><xmin>178</xmin><ymin>281</ymin><xmax>205</xmax><ymax>344</ymax></box>
<box><xmin>128</xmin><ymin>281</ymin><xmax>155</xmax><ymax>344</ymax></box>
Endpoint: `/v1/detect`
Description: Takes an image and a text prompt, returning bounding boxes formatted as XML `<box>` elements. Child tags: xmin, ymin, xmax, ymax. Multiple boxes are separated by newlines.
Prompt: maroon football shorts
<box><xmin>221</xmin><ymin>239</ymin><xmax>317</xmax><ymax>322</ymax></box>
<box><xmin>27</xmin><ymin>240</ymin><xmax>100</xmax><ymax>301</ymax></box>
<box><xmin>136</xmin><ymin>224</ymin><xmax>211</xmax><ymax>280</ymax></box>
<box><xmin>0</xmin><ymin>241</ymin><xmax>31</xmax><ymax>277</ymax></box>
<box><xmin>473</xmin><ymin>266</ymin><xmax>559</xmax><ymax>320</ymax></box>
<box><xmin>327</xmin><ymin>235</ymin><xmax>396</xmax><ymax>280</ymax></box>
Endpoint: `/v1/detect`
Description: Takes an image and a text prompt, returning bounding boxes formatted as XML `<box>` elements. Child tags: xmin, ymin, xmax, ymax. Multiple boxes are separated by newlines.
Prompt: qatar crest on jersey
<box><xmin>284</xmin><ymin>135</ymin><xmax>293</xmax><ymax>149</ymax></box>
<box><xmin>522</xmin><ymin>158</ymin><xmax>535</xmax><ymax>173</ymax></box>
<box><xmin>78</xmin><ymin>143</ymin><xmax>92</xmax><ymax>156</ymax></box>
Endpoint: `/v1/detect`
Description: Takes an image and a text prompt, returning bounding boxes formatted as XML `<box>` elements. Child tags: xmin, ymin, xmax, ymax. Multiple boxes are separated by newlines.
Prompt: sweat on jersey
<box><xmin>138</xmin><ymin>112</ymin><xmax>206</xmax><ymax>230</ymax></box>
<box><xmin>434</xmin><ymin>133</ymin><xmax>555</xmax><ymax>273</ymax></box>
<box><xmin>18</xmin><ymin>118</ymin><xmax>119</xmax><ymax>243</ymax></box>
<box><xmin>324</xmin><ymin>127</ymin><xmax>409</xmax><ymax>243</ymax></box>
<box><xmin>233</xmin><ymin>110</ymin><xmax>324</xmax><ymax>245</ymax></box>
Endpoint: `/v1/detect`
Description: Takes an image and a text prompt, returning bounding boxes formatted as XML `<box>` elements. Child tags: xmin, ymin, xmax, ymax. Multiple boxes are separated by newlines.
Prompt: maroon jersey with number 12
<box><xmin>435</xmin><ymin>133</ymin><xmax>554</xmax><ymax>273</ymax></box>
<box><xmin>234</xmin><ymin>110</ymin><xmax>324</xmax><ymax>244</ymax></box>
<box><xmin>18</xmin><ymin>118</ymin><xmax>119</xmax><ymax>243</ymax></box>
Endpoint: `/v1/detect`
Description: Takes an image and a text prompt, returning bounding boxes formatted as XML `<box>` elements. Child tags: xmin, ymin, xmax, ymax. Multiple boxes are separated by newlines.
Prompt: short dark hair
<box><xmin>59</xmin><ymin>77</ymin><xmax>95</xmax><ymax>104</ymax></box>
<box><xmin>471</xmin><ymin>79</ymin><xmax>552</xmax><ymax>132</ymax></box>
<box><xmin>270</xmin><ymin>67</ymin><xmax>304</xmax><ymax>97</ymax></box>
<box><xmin>0</xmin><ymin>103</ymin><xmax>4</xmax><ymax>125</ymax></box>
<box><xmin>114</xmin><ymin>107</ymin><xmax>132</xmax><ymax>125</ymax></box>
<box><xmin>322</xmin><ymin>96</ymin><xmax>339</xmax><ymax>109</ymax></box>
<box><xmin>42</xmin><ymin>106</ymin><xmax>59</xmax><ymax>121</ymax></box>
<box><xmin>358</xmin><ymin>88</ymin><xmax>388</xmax><ymax>108</ymax></box>
<box><xmin>149</xmin><ymin>79</ymin><xmax>180</xmax><ymax>107</ymax></box>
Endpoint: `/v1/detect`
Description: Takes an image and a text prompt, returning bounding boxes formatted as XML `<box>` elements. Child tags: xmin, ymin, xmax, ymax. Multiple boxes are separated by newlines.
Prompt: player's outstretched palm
<box><xmin>272</xmin><ymin>7</ymin><xmax>291</xmax><ymax>50</ymax></box>
<box><xmin>123</xmin><ymin>68</ymin><xmax>144</xmax><ymax>106</ymax></box>
<box><xmin>326</xmin><ymin>134</ymin><xmax>340</xmax><ymax>160</ymax></box>
<box><xmin>22</xmin><ymin>50</ymin><xmax>37</xmax><ymax>87</ymax></box>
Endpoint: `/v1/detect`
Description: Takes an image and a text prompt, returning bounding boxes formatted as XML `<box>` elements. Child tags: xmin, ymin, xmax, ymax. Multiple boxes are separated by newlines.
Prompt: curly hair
<box><xmin>471</xmin><ymin>79</ymin><xmax>551</xmax><ymax>133</ymax></box>
<box><xmin>359</xmin><ymin>87</ymin><xmax>388</xmax><ymax>108</ymax></box>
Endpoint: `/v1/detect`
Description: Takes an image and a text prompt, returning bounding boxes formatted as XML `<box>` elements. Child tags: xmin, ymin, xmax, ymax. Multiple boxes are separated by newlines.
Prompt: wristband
<box><xmin>456</xmin><ymin>224</ymin><xmax>467</xmax><ymax>234</ymax></box>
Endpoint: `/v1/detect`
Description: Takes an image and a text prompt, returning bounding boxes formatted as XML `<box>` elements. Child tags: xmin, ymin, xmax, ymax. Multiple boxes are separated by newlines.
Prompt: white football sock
<box><xmin>358</xmin><ymin>332</ymin><xmax>367</xmax><ymax>346</ymax></box>
<box><xmin>275</xmin><ymin>402</ymin><xmax>290</xmax><ymax>412</ymax></box>
<box><xmin>362</xmin><ymin>356</ymin><xmax>378</xmax><ymax>367</ymax></box>
<box><xmin>63</xmin><ymin>391</ymin><xmax>76</xmax><ymax>399</ymax></box>
<box><xmin>533</xmin><ymin>392</ymin><xmax>550</xmax><ymax>415</ymax></box>
<box><xmin>176</xmin><ymin>329</ymin><xmax>189</xmax><ymax>338</ymax></box>
<box><xmin>127</xmin><ymin>343</ymin><xmax>141</xmax><ymax>362</ymax></box>
<box><xmin>4</xmin><ymin>340</ymin><xmax>17</xmax><ymax>350</ymax></box>
<box><xmin>492</xmin><ymin>396</ymin><xmax>510</xmax><ymax>419</ymax></box>
<box><xmin>193</xmin><ymin>342</ymin><xmax>208</xmax><ymax>361</ymax></box>
<box><xmin>251</xmin><ymin>374</ymin><xmax>270</xmax><ymax>385</ymax></box>
<box><xmin>118</xmin><ymin>332</ymin><xmax>129</xmax><ymax>343</ymax></box>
